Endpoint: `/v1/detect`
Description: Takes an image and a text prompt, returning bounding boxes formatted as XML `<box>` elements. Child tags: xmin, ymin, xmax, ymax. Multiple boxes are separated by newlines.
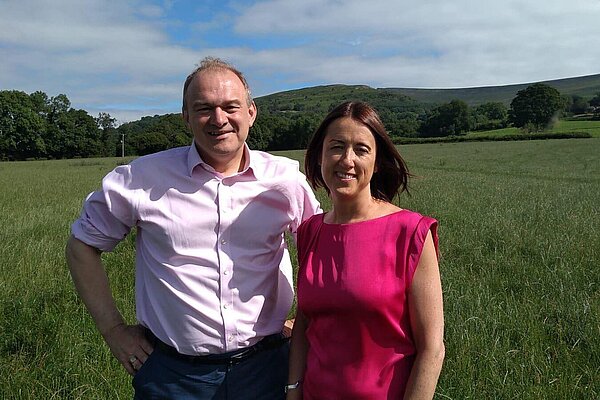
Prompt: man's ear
<box><xmin>249</xmin><ymin>101</ymin><xmax>258</xmax><ymax>127</ymax></box>
<box><xmin>182</xmin><ymin>108</ymin><xmax>190</xmax><ymax>128</ymax></box>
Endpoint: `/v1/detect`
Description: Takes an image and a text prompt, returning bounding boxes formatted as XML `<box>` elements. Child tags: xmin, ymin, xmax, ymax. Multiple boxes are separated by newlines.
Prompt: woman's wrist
<box><xmin>284</xmin><ymin>379</ymin><xmax>303</xmax><ymax>393</ymax></box>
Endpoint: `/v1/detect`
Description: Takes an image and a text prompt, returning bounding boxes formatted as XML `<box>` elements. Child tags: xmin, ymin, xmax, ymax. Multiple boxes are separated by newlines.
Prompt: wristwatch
<box><xmin>284</xmin><ymin>380</ymin><xmax>302</xmax><ymax>393</ymax></box>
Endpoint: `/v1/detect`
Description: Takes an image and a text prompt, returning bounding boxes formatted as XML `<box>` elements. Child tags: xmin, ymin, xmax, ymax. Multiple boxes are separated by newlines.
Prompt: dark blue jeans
<box><xmin>132</xmin><ymin>339</ymin><xmax>289</xmax><ymax>399</ymax></box>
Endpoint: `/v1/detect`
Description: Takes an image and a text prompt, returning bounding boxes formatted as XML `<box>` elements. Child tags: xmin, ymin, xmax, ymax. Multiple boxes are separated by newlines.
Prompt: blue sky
<box><xmin>2</xmin><ymin>0</ymin><xmax>600</xmax><ymax>123</ymax></box>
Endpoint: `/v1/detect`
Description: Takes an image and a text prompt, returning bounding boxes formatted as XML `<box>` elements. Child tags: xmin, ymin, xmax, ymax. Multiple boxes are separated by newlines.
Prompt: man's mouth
<box><xmin>208</xmin><ymin>130</ymin><xmax>231</xmax><ymax>137</ymax></box>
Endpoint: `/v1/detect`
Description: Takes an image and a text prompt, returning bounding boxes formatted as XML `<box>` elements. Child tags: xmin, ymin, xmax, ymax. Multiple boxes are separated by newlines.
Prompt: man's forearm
<box><xmin>65</xmin><ymin>235</ymin><xmax>125</xmax><ymax>336</ymax></box>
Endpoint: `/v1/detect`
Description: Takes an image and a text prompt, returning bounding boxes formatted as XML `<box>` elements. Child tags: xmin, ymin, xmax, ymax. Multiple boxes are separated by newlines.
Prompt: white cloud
<box><xmin>234</xmin><ymin>0</ymin><xmax>600</xmax><ymax>88</ymax></box>
<box><xmin>0</xmin><ymin>0</ymin><xmax>204</xmax><ymax>120</ymax></box>
<box><xmin>1</xmin><ymin>0</ymin><xmax>600</xmax><ymax>122</ymax></box>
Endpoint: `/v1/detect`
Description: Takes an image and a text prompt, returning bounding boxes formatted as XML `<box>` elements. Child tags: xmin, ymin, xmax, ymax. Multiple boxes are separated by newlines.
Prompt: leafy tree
<box><xmin>419</xmin><ymin>100</ymin><xmax>471</xmax><ymax>137</ymax></box>
<box><xmin>476</xmin><ymin>102</ymin><xmax>508</xmax><ymax>121</ymax></box>
<box><xmin>43</xmin><ymin>93</ymin><xmax>100</xmax><ymax>159</ymax></box>
<box><xmin>40</xmin><ymin>102</ymin><xmax>104</xmax><ymax>159</ymax></box>
<box><xmin>561</xmin><ymin>94</ymin><xmax>573</xmax><ymax>114</ymax></box>
<box><xmin>116</xmin><ymin>113</ymin><xmax>190</xmax><ymax>156</ymax></box>
<box><xmin>29</xmin><ymin>91</ymin><xmax>50</xmax><ymax>116</ymax></box>
<box><xmin>286</xmin><ymin>114</ymin><xmax>320</xmax><ymax>150</ymax></box>
<box><xmin>72</xmin><ymin>109</ymin><xmax>105</xmax><ymax>157</ymax></box>
<box><xmin>265</xmin><ymin>113</ymin><xmax>321</xmax><ymax>151</ymax></box>
<box><xmin>378</xmin><ymin>110</ymin><xmax>421</xmax><ymax>137</ymax></box>
<box><xmin>57</xmin><ymin>109</ymin><xmax>103</xmax><ymax>158</ymax></box>
<box><xmin>589</xmin><ymin>93</ymin><xmax>600</xmax><ymax>108</ymax></box>
<box><xmin>388</xmin><ymin>112</ymin><xmax>421</xmax><ymax>137</ymax></box>
<box><xmin>0</xmin><ymin>90</ymin><xmax>46</xmax><ymax>160</ymax></box>
<box><xmin>509</xmin><ymin>83</ymin><xmax>563</xmax><ymax>131</ymax></box>
<box><xmin>590</xmin><ymin>93</ymin><xmax>600</xmax><ymax>120</ymax></box>
<box><xmin>257</xmin><ymin>113</ymin><xmax>292</xmax><ymax>151</ymax></box>
<box><xmin>48</xmin><ymin>94</ymin><xmax>71</xmax><ymax>121</ymax></box>
<box><xmin>96</xmin><ymin>112</ymin><xmax>118</xmax><ymax>156</ymax></box>
<box><xmin>247</xmin><ymin>122</ymin><xmax>273</xmax><ymax>151</ymax></box>
<box><xmin>568</xmin><ymin>95</ymin><xmax>590</xmax><ymax>115</ymax></box>
<box><xmin>96</xmin><ymin>112</ymin><xmax>116</xmax><ymax>131</ymax></box>
<box><xmin>472</xmin><ymin>102</ymin><xmax>508</xmax><ymax>131</ymax></box>
<box><xmin>136</xmin><ymin>132</ymin><xmax>170</xmax><ymax>155</ymax></box>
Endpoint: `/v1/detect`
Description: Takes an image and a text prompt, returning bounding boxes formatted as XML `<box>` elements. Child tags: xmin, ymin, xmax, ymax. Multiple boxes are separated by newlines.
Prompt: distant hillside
<box><xmin>254</xmin><ymin>84</ymin><xmax>431</xmax><ymax>142</ymax></box>
<box><xmin>256</xmin><ymin>73</ymin><xmax>600</xmax><ymax>110</ymax></box>
<box><xmin>387</xmin><ymin>73</ymin><xmax>600</xmax><ymax>107</ymax></box>
<box><xmin>112</xmin><ymin>72</ymin><xmax>600</xmax><ymax>154</ymax></box>
<box><xmin>255</xmin><ymin>84</ymin><xmax>429</xmax><ymax>115</ymax></box>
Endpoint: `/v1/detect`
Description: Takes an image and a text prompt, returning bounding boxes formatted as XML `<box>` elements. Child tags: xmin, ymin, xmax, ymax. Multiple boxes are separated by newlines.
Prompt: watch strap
<box><xmin>284</xmin><ymin>380</ymin><xmax>302</xmax><ymax>393</ymax></box>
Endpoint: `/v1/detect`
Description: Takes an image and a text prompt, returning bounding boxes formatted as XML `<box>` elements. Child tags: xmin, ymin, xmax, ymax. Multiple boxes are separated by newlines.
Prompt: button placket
<box><xmin>217</xmin><ymin>181</ymin><xmax>236</xmax><ymax>351</ymax></box>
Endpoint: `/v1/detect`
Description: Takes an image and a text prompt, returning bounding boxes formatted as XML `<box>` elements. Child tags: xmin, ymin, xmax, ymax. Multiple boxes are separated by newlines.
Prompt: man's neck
<box><xmin>197</xmin><ymin>146</ymin><xmax>246</xmax><ymax>177</ymax></box>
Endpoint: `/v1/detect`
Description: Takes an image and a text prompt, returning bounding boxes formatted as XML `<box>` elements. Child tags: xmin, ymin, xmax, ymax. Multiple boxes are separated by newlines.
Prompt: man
<box><xmin>66</xmin><ymin>57</ymin><xmax>320</xmax><ymax>399</ymax></box>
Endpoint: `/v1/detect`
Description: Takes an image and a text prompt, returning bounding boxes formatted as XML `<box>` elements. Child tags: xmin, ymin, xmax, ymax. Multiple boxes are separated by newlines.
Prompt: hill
<box><xmin>111</xmin><ymin>73</ymin><xmax>600</xmax><ymax>155</ymax></box>
<box><xmin>255</xmin><ymin>84</ymin><xmax>429</xmax><ymax>114</ymax></box>
<box><xmin>255</xmin><ymin>73</ymin><xmax>600</xmax><ymax>110</ymax></box>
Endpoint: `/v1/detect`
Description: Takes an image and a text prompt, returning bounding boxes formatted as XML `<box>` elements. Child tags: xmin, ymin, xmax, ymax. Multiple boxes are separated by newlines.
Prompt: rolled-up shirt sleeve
<box><xmin>71</xmin><ymin>165</ymin><xmax>138</xmax><ymax>252</ymax></box>
<box><xmin>289</xmin><ymin>169</ymin><xmax>322</xmax><ymax>242</ymax></box>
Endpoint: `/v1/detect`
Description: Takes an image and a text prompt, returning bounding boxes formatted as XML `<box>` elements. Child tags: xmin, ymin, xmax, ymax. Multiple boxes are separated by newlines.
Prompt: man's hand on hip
<box><xmin>103</xmin><ymin>323</ymin><xmax>154</xmax><ymax>376</ymax></box>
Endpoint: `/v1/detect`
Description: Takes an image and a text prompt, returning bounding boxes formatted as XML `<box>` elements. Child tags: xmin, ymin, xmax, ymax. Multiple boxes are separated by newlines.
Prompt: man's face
<box><xmin>183</xmin><ymin>68</ymin><xmax>257</xmax><ymax>173</ymax></box>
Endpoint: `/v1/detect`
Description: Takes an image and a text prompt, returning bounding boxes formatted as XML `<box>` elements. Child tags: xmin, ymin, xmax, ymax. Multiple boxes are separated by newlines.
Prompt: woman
<box><xmin>287</xmin><ymin>101</ymin><xmax>445</xmax><ymax>399</ymax></box>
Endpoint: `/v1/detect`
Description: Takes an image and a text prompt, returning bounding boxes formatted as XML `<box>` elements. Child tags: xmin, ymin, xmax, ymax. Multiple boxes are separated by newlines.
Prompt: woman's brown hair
<box><xmin>304</xmin><ymin>101</ymin><xmax>410</xmax><ymax>202</ymax></box>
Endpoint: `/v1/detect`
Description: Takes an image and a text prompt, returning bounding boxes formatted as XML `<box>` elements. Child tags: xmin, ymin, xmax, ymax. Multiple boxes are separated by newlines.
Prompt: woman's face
<box><xmin>320</xmin><ymin>117</ymin><xmax>377</xmax><ymax>202</ymax></box>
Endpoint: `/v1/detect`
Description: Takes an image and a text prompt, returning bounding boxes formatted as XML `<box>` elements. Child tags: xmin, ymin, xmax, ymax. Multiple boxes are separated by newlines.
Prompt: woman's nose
<box><xmin>339</xmin><ymin>149</ymin><xmax>355</xmax><ymax>166</ymax></box>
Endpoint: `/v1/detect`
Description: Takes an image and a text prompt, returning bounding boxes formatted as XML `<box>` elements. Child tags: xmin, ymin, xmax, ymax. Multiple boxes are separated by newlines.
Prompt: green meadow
<box><xmin>466</xmin><ymin>119</ymin><xmax>600</xmax><ymax>139</ymax></box>
<box><xmin>1</xmin><ymin>138</ymin><xmax>599</xmax><ymax>399</ymax></box>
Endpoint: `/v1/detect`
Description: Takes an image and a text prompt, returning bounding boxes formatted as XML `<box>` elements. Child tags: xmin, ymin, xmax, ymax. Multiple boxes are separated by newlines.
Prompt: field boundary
<box><xmin>393</xmin><ymin>131</ymin><xmax>592</xmax><ymax>145</ymax></box>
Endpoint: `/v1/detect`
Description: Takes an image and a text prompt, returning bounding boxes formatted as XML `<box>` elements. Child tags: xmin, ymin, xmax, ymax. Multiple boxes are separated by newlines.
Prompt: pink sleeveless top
<box><xmin>297</xmin><ymin>210</ymin><xmax>438</xmax><ymax>399</ymax></box>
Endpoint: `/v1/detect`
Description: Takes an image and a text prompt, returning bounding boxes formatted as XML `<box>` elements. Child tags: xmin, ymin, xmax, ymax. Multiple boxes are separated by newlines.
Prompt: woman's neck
<box><xmin>327</xmin><ymin>196</ymin><xmax>380</xmax><ymax>224</ymax></box>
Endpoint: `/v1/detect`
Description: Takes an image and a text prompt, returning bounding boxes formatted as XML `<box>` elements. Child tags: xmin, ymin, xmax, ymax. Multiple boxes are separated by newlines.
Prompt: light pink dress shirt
<box><xmin>72</xmin><ymin>143</ymin><xmax>321</xmax><ymax>355</ymax></box>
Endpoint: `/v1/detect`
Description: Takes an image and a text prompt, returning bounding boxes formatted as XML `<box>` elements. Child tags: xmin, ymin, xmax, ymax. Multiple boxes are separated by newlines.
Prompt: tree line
<box><xmin>419</xmin><ymin>84</ymin><xmax>600</xmax><ymax>137</ymax></box>
<box><xmin>0</xmin><ymin>90</ymin><xmax>117</xmax><ymax>161</ymax></box>
<box><xmin>2</xmin><ymin>84</ymin><xmax>599</xmax><ymax>161</ymax></box>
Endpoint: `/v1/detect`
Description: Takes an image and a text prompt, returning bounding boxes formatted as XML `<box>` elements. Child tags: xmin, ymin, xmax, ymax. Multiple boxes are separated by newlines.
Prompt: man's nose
<box><xmin>210</xmin><ymin>107</ymin><xmax>227</xmax><ymax>126</ymax></box>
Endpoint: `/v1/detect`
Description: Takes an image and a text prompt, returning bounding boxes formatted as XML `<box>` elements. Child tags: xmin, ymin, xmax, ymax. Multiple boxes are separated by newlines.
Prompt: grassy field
<box><xmin>466</xmin><ymin>119</ymin><xmax>600</xmax><ymax>139</ymax></box>
<box><xmin>1</xmin><ymin>138</ymin><xmax>599</xmax><ymax>399</ymax></box>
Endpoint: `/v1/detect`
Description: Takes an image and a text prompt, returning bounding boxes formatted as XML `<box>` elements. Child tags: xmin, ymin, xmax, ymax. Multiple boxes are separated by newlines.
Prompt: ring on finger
<box><xmin>129</xmin><ymin>355</ymin><xmax>138</xmax><ymax>364</ymax></box>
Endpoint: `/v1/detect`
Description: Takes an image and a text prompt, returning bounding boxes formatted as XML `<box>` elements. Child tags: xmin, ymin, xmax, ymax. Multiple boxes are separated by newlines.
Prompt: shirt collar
<box><xmin>186</xmin><ymin>141</ymin><xmax>258</xmax><ymax>180</ymax></box>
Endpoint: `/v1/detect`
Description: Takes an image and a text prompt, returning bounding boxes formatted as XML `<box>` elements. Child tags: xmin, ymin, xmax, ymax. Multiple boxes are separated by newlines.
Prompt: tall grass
<box><xmin>468</xmin><ymin>120</ymin><xmax>600</xmax><ymax>138</ymax></box>
<box><xmin>396</xmin><ymin>140</ymin><xmax>600</xmax><ymax>399</ymax></box>
<box><xmin>1</xmin><ymin>140</ymin><xmax>598</xmax><ymax>398</ymax></box>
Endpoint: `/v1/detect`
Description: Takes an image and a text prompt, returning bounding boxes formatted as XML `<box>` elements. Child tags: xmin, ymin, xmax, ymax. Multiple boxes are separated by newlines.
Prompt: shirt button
<box><xmin>221</xmin><ymin>239</ymin><xmax>227</xmax><ymax>245</ymax></box>
<box><xmin>228</xmin><ymin>336</ymin><xmax>234</xmax><ymax>342</ymax></box>
<box><xmin>223</xmin><ymin>270</ymin><xmax>229</xmax><ymax>275</ymax></box>
<box><xmin>223</xmin><ymin>304</ymin><xmax>228</xmax><ymax>309</ymax></box>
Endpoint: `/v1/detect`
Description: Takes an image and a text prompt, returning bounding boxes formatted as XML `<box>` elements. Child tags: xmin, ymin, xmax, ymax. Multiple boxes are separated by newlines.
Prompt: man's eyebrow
<box><xmin>191</xmin><ymin>99</ymin><xmax>243</xmax><ymax>107</ymax></box>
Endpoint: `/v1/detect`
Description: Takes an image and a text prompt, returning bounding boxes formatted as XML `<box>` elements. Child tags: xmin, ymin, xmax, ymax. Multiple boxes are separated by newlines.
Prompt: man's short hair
<box><xmin>182</xmin><ymin>57</ymin><xmax>253</xmax><ymax>111</ymax></box>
